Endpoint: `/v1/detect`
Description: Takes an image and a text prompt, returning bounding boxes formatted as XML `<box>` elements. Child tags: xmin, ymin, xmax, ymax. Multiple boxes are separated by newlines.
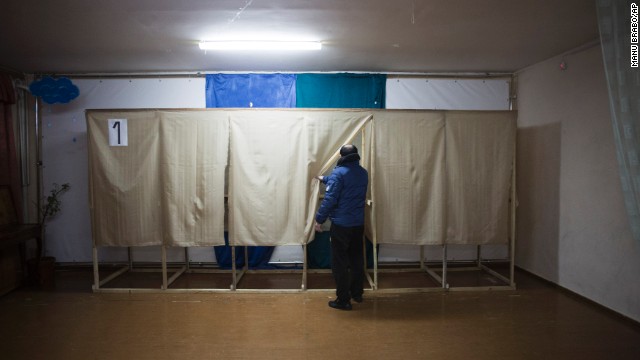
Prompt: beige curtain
<box><xmin>88</xmin><ymin>110</ymin><xmax>163</xmax><ymax>246</ymax></box>
<box><xmin>228</xmin><ymin>109</ymin><xmax>371</xmax><ymax>246</ymax></box>
<box><xmin>159</xmin><ymin>110</ymin><xmax>228</xmax><ymax>246</ymax></box>
<box><xmin>445</xmin><ymin>111</ymin><xmax>516</xmax><ymax>245</ymax></box>
<box><xmin>87</xmin><ymin>110</ymin><xmax>228</xmax><ymax>247</ymax></box>
<box><xmin>87</xmin><ymin>109</ymin><xmax>515</xmax><ymax>248</ymax></box>
<box><xmin>368</xmin><ymin>110</ymin><xmax>446</xmax><ymax>245</ymax></box>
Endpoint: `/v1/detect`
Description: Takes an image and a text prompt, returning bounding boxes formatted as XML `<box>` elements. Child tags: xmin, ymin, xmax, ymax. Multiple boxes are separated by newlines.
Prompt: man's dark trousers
<box><xmin>330</xmin><ymin>223</ymin><xmax>365</xmax><ymax>304</ymax></box>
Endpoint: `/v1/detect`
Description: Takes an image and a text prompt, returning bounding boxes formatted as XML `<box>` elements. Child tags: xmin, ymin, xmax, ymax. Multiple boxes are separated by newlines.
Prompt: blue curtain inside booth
<box><xmin>205</xmin><ymin>73</ymin><xmax>296</xmax><ymax>108</ymax></box>
<box><xmin>296</xmin><ymin>73</ymin><xmax>386</xmax><ymax>108</ymax></box>
<box><xmin>597</xmin><ymin>1</ymin><xmax>640</xmax><ymax>245</ymax></box>
<box><xmin>215</xmin><ymin>232</ymin><xmax>273</xmax><ymax>269</ymax></box>
<box><xmin>298</xmin><ymin>73</ymin><xmax>385</xmax><ymax>268</ymax></box>
<box><xmin>207</xmin><ymin>73</ymin><xmax>296</xmax><ymax>268</ymax></box>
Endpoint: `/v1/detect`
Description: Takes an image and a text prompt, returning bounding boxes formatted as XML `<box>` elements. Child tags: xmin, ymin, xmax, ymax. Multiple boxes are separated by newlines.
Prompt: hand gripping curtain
<box><xmin>597</xmin><ymin>0</ymin><xmax>640</xmax><ymax>244</ymax></box>
<box><xmin>206</xmin><ymin>73</ymin><xmax>296</xmax><ymax>268</ymax></box>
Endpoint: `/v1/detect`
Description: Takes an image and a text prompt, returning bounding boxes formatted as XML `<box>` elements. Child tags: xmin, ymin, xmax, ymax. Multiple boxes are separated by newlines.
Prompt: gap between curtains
<box><xmin>205</xmin><ymin>73</ymin><xmax>297</xmax><ymax>267</ymax></box>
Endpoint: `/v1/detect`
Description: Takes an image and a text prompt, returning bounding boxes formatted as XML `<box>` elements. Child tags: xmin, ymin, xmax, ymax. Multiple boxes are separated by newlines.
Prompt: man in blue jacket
<box><xmin>315</xmin><ymin>144</ymin><xmax>368</xmax><ymax>310</ymax></box>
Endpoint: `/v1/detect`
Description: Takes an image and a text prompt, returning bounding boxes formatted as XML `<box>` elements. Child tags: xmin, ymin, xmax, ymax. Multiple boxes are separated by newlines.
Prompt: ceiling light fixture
<box><xmin>198</xmin><ymin>41</ymin><xmax>322</xmax><ymax>51</ymax></box>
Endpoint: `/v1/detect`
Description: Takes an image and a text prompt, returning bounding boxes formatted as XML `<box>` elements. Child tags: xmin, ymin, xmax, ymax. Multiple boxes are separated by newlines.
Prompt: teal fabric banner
<box><xmin>296</xmin><ymin>73</ymin><xmax>386</xmax><ymax>108</ymax></box>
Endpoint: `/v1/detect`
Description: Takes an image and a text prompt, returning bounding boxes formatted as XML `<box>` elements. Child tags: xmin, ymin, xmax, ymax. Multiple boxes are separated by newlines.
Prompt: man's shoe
<box><xmin>352</xmin><ymin>295</ymin><xmax>363</xmax><ymax>303</ymax></box>
<box><xmin>328</xmin><ymin>300</ymin><xmax>352</xmax><ymax>310</ymax></box>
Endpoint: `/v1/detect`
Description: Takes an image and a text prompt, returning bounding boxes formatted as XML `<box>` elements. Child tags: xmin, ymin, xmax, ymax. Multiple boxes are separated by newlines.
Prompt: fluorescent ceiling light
<box><xmin>199</xmin><ymin>41</ymin><xmax>322</xmax><ymax>51</ymax></box>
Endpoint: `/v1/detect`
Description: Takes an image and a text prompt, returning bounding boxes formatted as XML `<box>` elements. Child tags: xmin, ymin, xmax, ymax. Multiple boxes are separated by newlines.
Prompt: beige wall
<box><xmin>516</xmin><ymin>44</ymin><xmax>640</xmax><ymax>322</ymax></box>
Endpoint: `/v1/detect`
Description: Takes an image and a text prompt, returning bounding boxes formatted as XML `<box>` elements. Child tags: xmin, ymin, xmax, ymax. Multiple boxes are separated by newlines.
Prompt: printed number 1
<box><xmin>112</xmin><ymin>121</ymin><xmax>121</xmax><ymax>144</ymax></box>
<box><xmin>108</xmin><ymin>119</ymin><xmax>127</xmax><ymax>146</ymax></box>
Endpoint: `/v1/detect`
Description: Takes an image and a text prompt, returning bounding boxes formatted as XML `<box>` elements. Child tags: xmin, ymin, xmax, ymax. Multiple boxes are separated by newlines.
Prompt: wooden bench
<box><xmin>0</xmin><ymin>186</ymin><xmax>41</xmax><ymax>295</ymax></box>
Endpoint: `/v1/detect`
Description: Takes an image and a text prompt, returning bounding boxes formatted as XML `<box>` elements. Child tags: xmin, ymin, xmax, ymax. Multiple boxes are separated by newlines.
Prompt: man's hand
<box><xmin>314</xmin><ymin>222</ymin><xmax>323</xmax><ymax>232</ymax></box>
<box><xmin>314</xmin><ymin>175</ymin><xmax>324</xmax><ymax>181</ymax></box>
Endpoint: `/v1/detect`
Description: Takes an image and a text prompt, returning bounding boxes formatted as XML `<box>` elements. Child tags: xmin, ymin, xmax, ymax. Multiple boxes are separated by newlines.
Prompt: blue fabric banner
<box><xmin>206</xmin><ymin>73</ymin><xmax>296</xmax><ymax>108</ymax></box>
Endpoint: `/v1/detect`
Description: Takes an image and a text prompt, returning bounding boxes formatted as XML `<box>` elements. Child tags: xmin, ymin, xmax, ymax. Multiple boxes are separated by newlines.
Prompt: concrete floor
<box><xmin>1</xmin><ymin>268</ymin><xmax>639</xmax><ymax>360</ymax></box>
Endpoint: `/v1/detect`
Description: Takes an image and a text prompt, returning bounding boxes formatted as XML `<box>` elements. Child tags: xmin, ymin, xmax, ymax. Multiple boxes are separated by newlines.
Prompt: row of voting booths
<box><xmin>87</xmin><ymin>108</ymin><xmax>516</xmax><ymax>292</ymax></box>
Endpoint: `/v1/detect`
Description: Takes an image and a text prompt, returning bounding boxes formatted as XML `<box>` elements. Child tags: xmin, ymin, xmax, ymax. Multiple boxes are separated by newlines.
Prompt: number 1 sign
<box><xmin>108</xmin><ymin>119</ymin><xmax>128</xmax><ymax>146</ymax></box>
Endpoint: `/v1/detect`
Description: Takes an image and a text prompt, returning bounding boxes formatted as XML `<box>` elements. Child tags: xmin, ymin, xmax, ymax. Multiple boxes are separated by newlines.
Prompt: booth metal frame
<box><xmin>91</xmin><ymin>123</ymin><xmax>517</xmax><ymax>294</ymax></box>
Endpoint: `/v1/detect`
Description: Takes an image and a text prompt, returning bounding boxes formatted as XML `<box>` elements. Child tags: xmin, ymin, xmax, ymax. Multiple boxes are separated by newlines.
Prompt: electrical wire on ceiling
<box><xmin>229</xmin><ymin>0</ymin><xmax>254</xmax><ymax>24</ymax></box>
<box><xmin>411</xmin><ymin>1</ymin><xmax>415</xmax><ymax>24</ymax></box>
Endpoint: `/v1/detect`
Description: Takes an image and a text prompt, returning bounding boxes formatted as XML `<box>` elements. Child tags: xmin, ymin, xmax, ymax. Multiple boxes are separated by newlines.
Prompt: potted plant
<box><xmin>29</xmin><ymin>183</ymin><xmax>70</xmax><ymax>289</ymax></box>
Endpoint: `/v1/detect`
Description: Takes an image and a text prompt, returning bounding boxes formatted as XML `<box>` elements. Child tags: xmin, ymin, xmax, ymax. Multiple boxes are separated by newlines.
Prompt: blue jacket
<box><xmin>316</xmin><ymin>156</ymin><xmax>368</xmax><ymax>227</ymax></box>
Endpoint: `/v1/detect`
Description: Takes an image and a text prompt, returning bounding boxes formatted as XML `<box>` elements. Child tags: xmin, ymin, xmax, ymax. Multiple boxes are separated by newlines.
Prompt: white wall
<box><xmin>41</xmin><ymin>78</ymin><xmax>207</xmax><ymax>263</ymax></box>
<box><xmin>516</xmin><ymin>44</ymin><xmax>640</xmax><ymax>322</ymax></box>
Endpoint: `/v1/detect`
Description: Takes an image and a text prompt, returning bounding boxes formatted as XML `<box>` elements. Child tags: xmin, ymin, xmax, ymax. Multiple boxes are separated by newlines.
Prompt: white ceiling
<box><xmin>0</xmin><ymin>0</ymin><xmax>599</xmax><ymax>75</ymax></box>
